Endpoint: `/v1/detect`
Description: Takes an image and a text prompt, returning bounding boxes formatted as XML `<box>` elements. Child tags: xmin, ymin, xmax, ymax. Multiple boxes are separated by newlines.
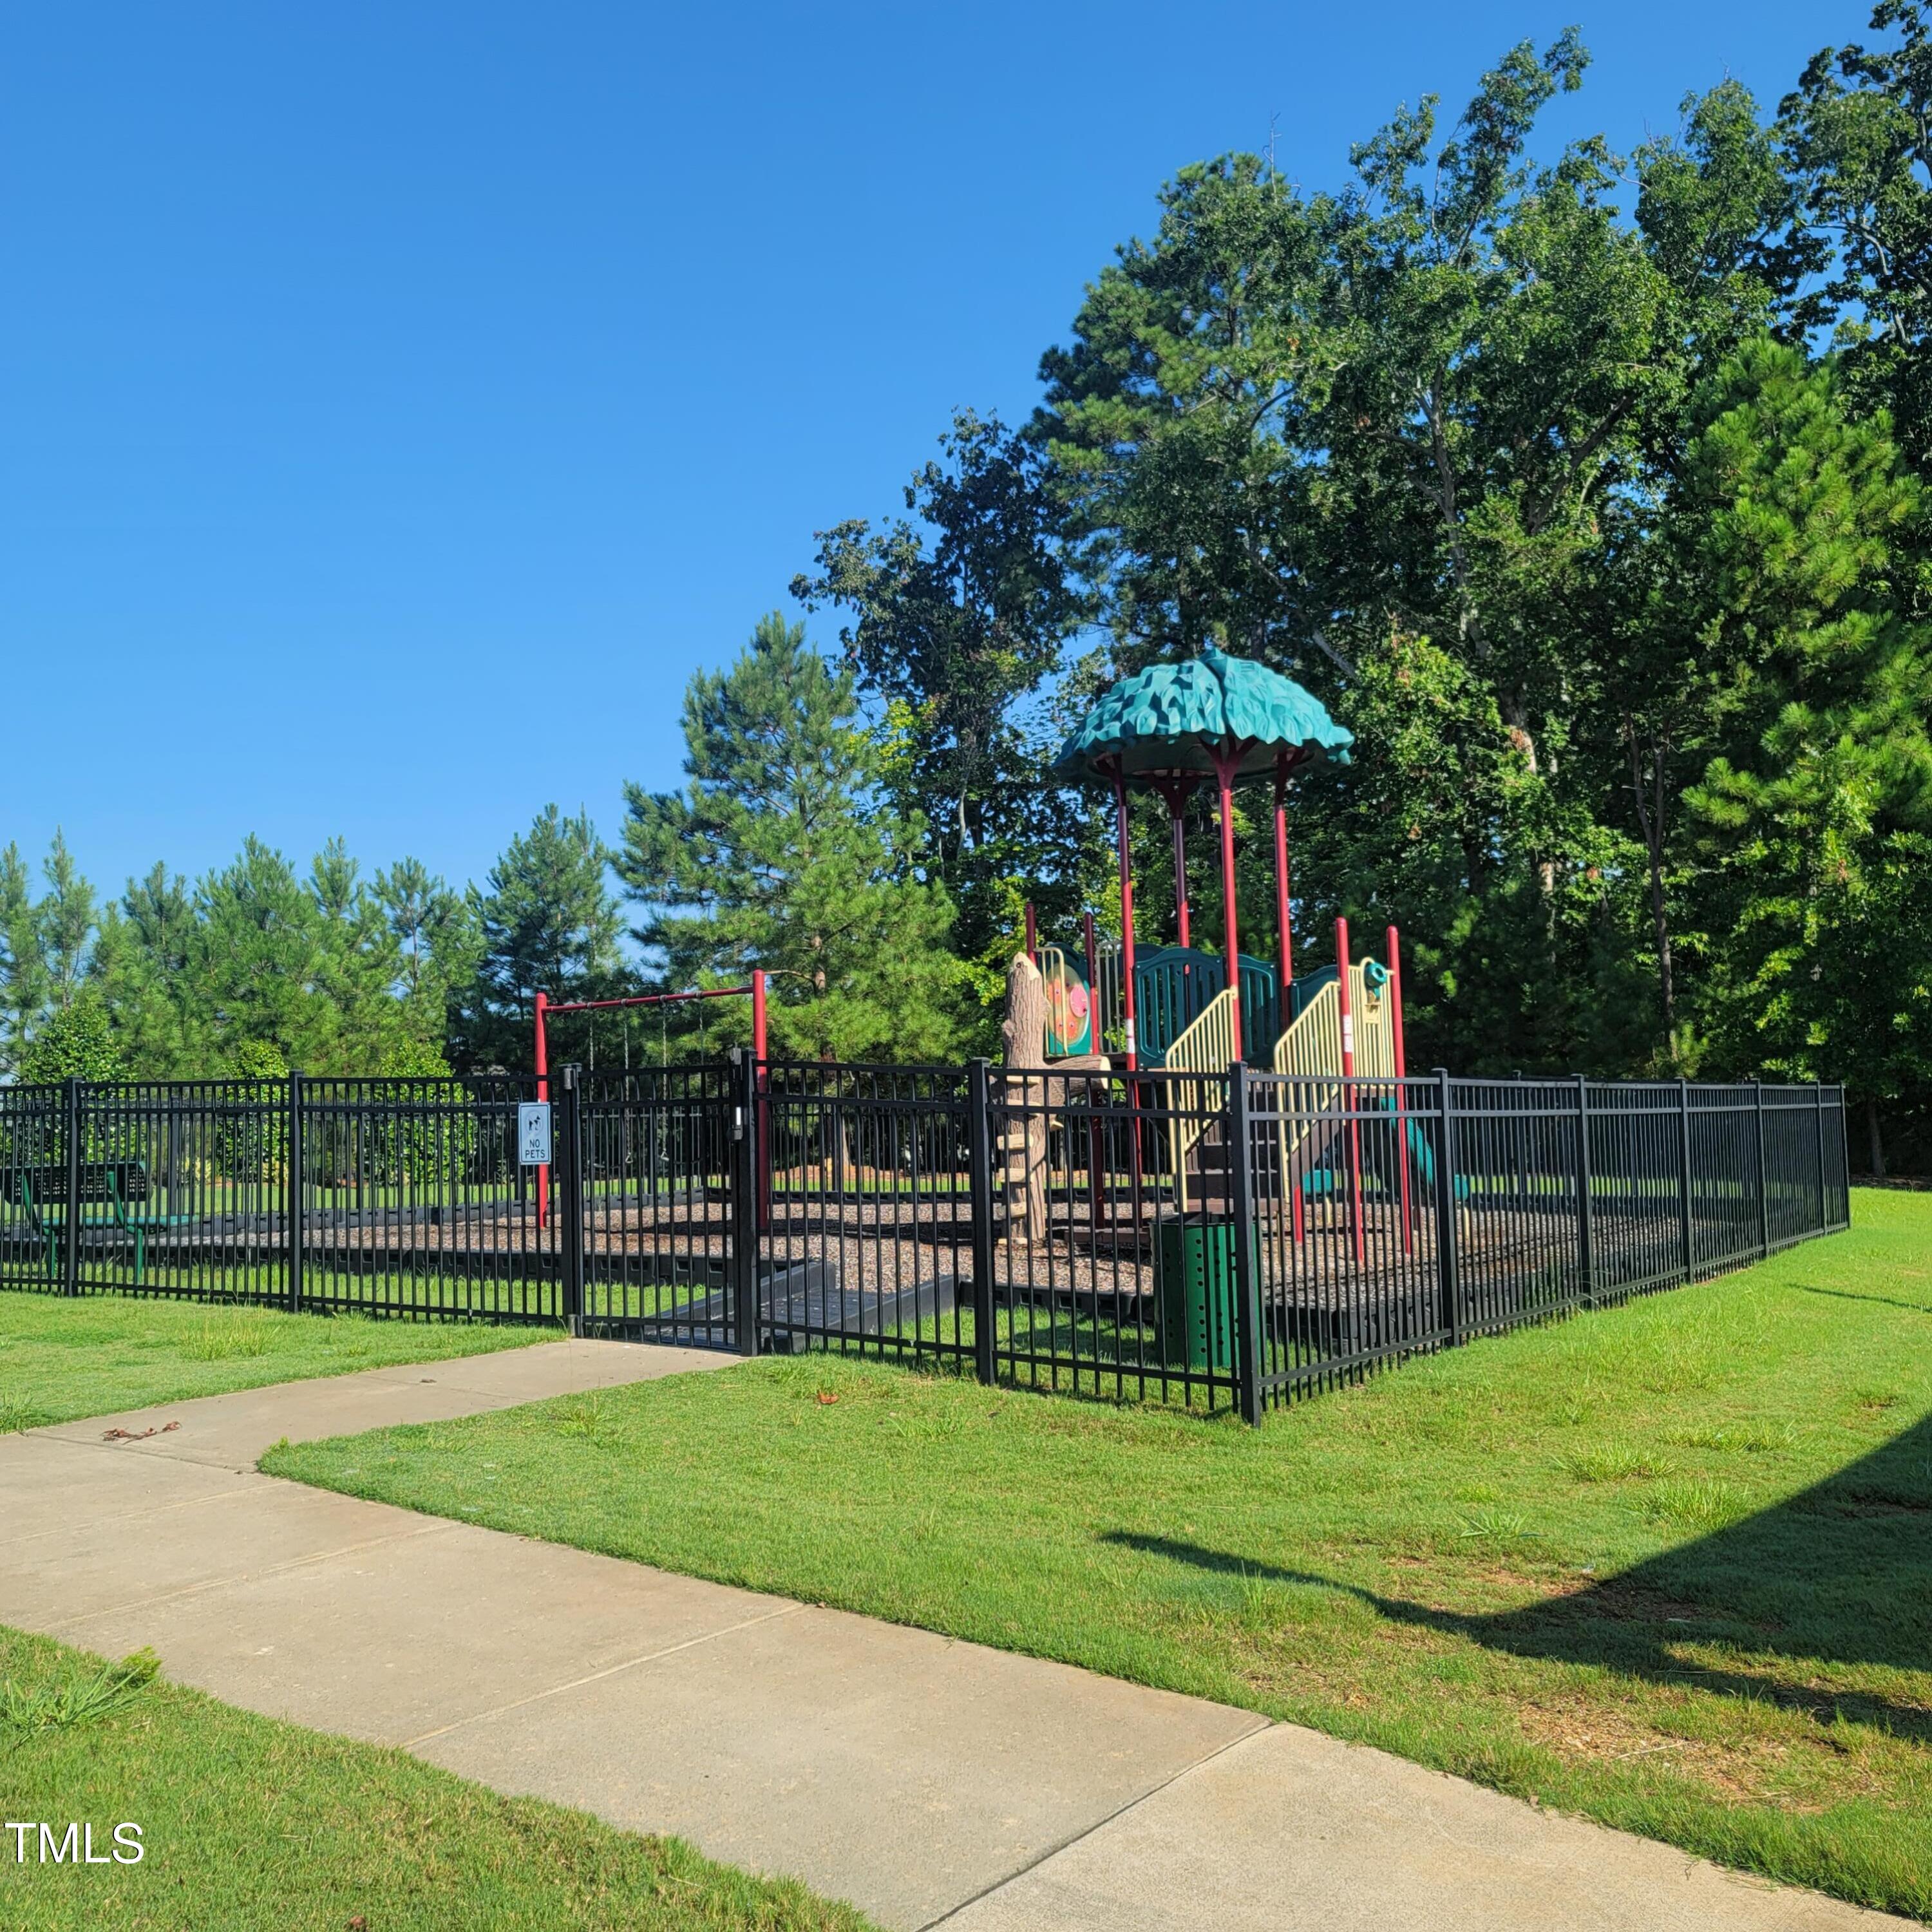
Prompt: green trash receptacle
<box><xmin>1155</xmin><ymin>1217</ymin><xmax>1255</xmax><ymax>1372</ymax></box>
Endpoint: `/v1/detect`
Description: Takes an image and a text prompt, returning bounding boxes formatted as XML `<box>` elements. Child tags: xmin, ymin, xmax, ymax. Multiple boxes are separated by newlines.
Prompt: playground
<box><xmin>0</xmin><ymin>649</ymin><xmax>1851</xmax><ymax>1417</ymax></box>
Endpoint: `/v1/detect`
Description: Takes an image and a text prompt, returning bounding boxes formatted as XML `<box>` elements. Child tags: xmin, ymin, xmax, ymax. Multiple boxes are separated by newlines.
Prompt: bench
<box><xmin>1</xmin><ymin>1162</ymin><xmax>155</xmax><ymax>1282</ymax></box>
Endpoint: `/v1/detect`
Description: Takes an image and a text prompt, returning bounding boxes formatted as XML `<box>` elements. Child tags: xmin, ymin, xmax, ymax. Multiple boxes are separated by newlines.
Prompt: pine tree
<box><xmin>375</xmin><ymin>857</ymin><xmax>480</xmax><ymax>1046</ymax></box>
<box><xmin>619</xmin><ymin>614</ymin><xmax>960</xmax><ymax>1063</ymax></box>
<box><xmin>1681</xmin><ymin>342</ymin><xmax>1932</xmax><ymax>1116</ymax></box>
<box><xmin>184</xmin><ymin>837</ymin><xmax>339</xmax><ymax>1071</ymax></box>
<box><xmin>0</xmin><ymin>843</ymin><xmax>44</xmax><ymax>1077</ymax></box>
<box><xmin>791</xmin><ymin>411</ymin><xmax>1086</xmax><ymax>1001</ymax></box>
<box><xmin>95</xmin><ymin>864</ymin><xmax>200</xmax><ymax>1075</ymax></box>
<box><xmin>458</xmin><ymin>806</ymin><xmax>625</xmax><ymax>1070</ymax></box>
<box><xmin>307</xmin><ymin>838</ymin><xmax>410</xmax><ymax>1070</ymax></box>
<box><xmin>35</xmin><ymin>831</ymin><xmax>97</xmax><ymax>1014</ymax></box>
<box><xmin>0</xmin><ymin>836</ymin><xmax>106</xmax><ymax>1076</ymax></box>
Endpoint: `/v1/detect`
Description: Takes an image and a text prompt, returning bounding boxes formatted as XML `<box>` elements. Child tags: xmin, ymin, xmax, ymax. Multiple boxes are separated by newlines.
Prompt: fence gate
<box><xmin>565</xmin><ymin>1057</ymin><xmax>750</xmax><ymax>1349</ymax></box>
<box><xmin>752</xmin><ymin>1060</ymin><xmax>978</xmax><ymax>1365</ymax></box>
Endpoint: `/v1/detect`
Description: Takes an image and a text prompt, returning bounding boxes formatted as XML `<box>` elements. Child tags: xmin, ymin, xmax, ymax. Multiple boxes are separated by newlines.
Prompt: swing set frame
<box><xmin>532</xmin><ymin>971</ymin><xmax>768</xmax><ymax>1227</ymax></box>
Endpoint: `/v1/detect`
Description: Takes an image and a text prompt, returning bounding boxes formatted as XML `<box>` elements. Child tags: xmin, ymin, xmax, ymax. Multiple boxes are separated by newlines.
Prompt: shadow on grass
<box><xmin>1794</xmin><ymin>1285</ymin><xmax>1932</xmax><ymax>1316</ymax></box>
<box><xmin>1103</xmin><ymin>1412</ymin><xmax>1932</xmax><ymax>1741</ymax></box>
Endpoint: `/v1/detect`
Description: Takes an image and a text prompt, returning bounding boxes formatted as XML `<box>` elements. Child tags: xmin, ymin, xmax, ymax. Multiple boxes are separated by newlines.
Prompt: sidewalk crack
<box><xmin>399</xmin><ymin>1603</ymin><xmax>808</xmax><ymax>1749</ymax></box>
<box><xmin>915</xmin><ymin>1716</ymin><xmax>1273</xmax><ymax>1930</ymax></box>
<box><xmin>41</xmin><ymin>1521</ymin><xmax>456</xmax><ymax>1633</ymax></box>
<box><xmin>5</xmin><ymin>1479</ymin><xmax>272</xmax><ymax>1550</ymax></box>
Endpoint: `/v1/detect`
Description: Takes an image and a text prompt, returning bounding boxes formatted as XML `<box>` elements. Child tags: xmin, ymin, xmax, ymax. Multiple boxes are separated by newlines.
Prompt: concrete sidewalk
<box><xmin>0</xmin><ymin>1342</ymin><xmax>1908</xmax><ymax>1931</ymax></box>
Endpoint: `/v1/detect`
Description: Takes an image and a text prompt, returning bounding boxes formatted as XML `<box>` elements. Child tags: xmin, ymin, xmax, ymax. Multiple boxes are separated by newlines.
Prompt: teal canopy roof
<box><xmin>1052</xmin><ymin>645</ymin><xmax>1351</xmax><ymax>787</ymax></box>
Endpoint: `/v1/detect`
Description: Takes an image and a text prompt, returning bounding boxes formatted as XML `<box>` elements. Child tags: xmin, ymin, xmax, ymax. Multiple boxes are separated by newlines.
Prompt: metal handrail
<box><xmin>1352</xmin><ymin>967</ymin><xmax>1396</xmax><ymax>1078</ymax></box>
<box><xmin>1272</xmin><ymin>965</ymin><xmax>1394</xmax><ymax>1177</ymax></box>
<box><xmin>1166</xmin><ymin>986</ymin><xmax>1236</xmax><ymax>1211</ymax></box>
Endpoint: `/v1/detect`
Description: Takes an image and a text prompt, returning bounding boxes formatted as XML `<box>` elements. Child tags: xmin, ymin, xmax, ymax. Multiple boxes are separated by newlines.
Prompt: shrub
<box><xmin>17</xmin><ymin>993</ymin><xmax>126</xmax><ymax>1085</ymax></box>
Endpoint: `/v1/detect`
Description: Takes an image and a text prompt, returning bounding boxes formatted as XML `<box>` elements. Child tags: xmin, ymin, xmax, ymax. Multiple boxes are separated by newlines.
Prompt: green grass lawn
<box><xmin>0</xmin><ymin>1626</ymin><xmax>872</xmax><ymax>1931</ymax></box>
<box><xmin>0</xmin><ymin>1290</ymin><xmax>553</xmax><ymax>1429</ymax></box>
<box><xmin>270</xmin><ymin>1189</ymin><xmax>1932</xmax><ymax>1920</ymax></box>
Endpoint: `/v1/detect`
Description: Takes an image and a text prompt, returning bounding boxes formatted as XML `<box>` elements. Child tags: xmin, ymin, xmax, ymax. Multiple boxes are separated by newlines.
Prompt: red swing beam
<box><xmin>533</xmin><ymin>972</ymin><xmax>768</xmax><ymax>1228</ymax></box>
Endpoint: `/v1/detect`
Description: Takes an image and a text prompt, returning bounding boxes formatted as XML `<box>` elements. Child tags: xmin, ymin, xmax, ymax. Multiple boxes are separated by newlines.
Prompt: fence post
<box><xmin>61</xmin><ymin>1078</ymin><xmax>82</xmax><ymax>1297</ymax></box>
<box><xmin>1513</xmin><ymin>1070</ymin><xmax>1528</xmax><ymax>1208</ymax></box>
<box><xmin>731</xmin><ymin>1050</ymin><xmax>759</xmax><ymax>1356</ymax></box>
<box><xmin>1676</xmin><ymin>1077</ymin><xmax>1695</xmax><ymax>1283</ymax></box>
<box><xmin>967</xmin><ymin>1059</ymin><xmax>997</xmax><ymax>1387</ymax></box>
<box><xmin>1432</xmin><ymin>1069</ymin><xmax>1460</xmax><ymax>1347</ymax></box>
<box><xmin>286</xmin><ymin>1070</ymin><xmax>305</xmax><ymax>1314</ymax></box>
<box><xmin>560</xmin><ymin>1065</ymin><xmax>585</xmax><ymax>1338</ymax></box>
<box><xmin>1752</xmin><ymin>1078</ymin><xmax>1770</xmax><ymax>1259</ymax></box>
<box><xmin>1573</xmin><ymin>1074</ymin><xmax>1593</xmax><ymax>1308</ymax></box>
<box><xmin>1814</xmin><ymin>1083</ymin><xmax>1828</xmax><ymax>1234</ymax></box>
<box><xmin>1228</xmin><ymin>1063</ymin><xmax>1263</xmax><ymax>1426</ymax></box>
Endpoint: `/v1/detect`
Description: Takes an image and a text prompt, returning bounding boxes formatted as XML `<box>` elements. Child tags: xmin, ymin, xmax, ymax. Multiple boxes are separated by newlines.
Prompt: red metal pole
<box><xmin>1171</xmin><ymin>810</ymin><xmax>1190</xmax><ymax>951</ymax></box>
<box><xmin>752</xmin><ymin>969</ymin><xmax>770</xmax><ymax>1234</ymax></box>
<box><xmin>1273</xmin><ymin>753</ymin><xmax>1294</xmax><ymax>1001</ymax></box>
<box><xmin>1336</xmin><ymin>919</ymin><xmax>1365</xmax><ymax>1265</ymax></box>
<box><xmin>1148</xmin><ymin>777</ymin><xmax>1196</xmax><ymax>953</ymax></box>
<box><xmin>1283</xmin><ymin>791</ymin><xmax>1303</xmax><ymax>1247</ymax></box>
<box><xmin>1112</xmin><ymin>766</ymin><xmax>1149</xmax><ymax>1218</ymax></box>
<box><xmin>1081</xmin><ymin>907</ymin><xmax>1103</xmax><ymax>1229</ymax></box>
<box><xmin>1387</xmin><ymin>925</ymin><xmax>1414</xmax><ymax>1255</ymax></box>
<box><xmin>547</xmin><ymin>985</ymin><xmax>751</xmax><ymax>1015</ymax></box>
<box><xmin>1112</xmin><ymin>767</ymin><xmax>1146</xmax><ymax>1220</ymax></box>
<box><xmin>534</xmin><ymin>989</ymin><xmax>550</xmax><ymax>1229</ymax></box>
<box><xmin>1213</xmin><ymin>749</ymin><xmax>1242</xmax><ymax>1065</ymax></box>
<box><xmin>1083</xmin><ymin>911</ymin><xmax>1099</xmax><ymax>1025</ymax></box>
<box><xmin>1113</xmin><ymin>770</ymin><xmax>1139</xmax><ymax>1072</ymax></box>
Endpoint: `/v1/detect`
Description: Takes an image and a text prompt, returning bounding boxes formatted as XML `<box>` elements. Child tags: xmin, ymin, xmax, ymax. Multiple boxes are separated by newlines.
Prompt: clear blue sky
<box><xmin>1</xmin><ymin>0</ymin><xmax>1849</xmax><ymax>905</ymax></box>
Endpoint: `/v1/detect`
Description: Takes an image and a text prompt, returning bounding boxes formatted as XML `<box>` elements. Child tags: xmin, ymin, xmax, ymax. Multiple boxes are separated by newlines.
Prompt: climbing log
<box><xmin>999</xmin><ymin>952</ymin><xmax>1109</xmax><ymax>1254</ymax></box>
<box><xmin>1001</xmin><ymin>953</ymin><xmax>1050</xmax><ymax>1253</ymax></box>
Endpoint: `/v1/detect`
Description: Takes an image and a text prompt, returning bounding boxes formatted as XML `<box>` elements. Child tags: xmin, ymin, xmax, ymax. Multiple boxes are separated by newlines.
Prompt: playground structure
<box><xmin>1019</xmin><ymin>643</ymin><xmax>1414</xmax><ymax>1254</ymax></box>
<box><xmin>1048</xmin><ymin>644</ymin><xmax>1348</xmax><ymax>1066</ymax></box>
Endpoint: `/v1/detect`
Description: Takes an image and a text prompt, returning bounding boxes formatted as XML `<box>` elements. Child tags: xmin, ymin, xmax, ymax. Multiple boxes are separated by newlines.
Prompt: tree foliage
<box><xmin>8</xmin><ymin>5</ymin><xmax>1932</xmax><ymax>1166</ymax></box>
<box><xmin>1781</xmin><ymin>1</ymin><xmax>1932</xmax><ymax>460</ymax></box>
<box><xmin>2</xmin><ymin>835</ymin><xmax>489</xmax><ymax>1081</ymax></box>
<box><xmin>1680</xmin><ymin>343</ymin><xmax>1932</xmax><ymax>1095</ymax></box>
<box><xmin>793</xmin><ymin>412</ymin><xmax>1094</xmax><ymax>1011</ymax></box>
<box><xmin>618</xmin><ymin>614</ymin><xmax>960</xmax><ymax>1063</ymax></box>
<box><xmin>17</xmin><ymin>991</ymin><xmax>126</xmax><ymax>1085</ymax></box>
<box><xmin>455</xmin><ymin>806</ymin><xmax>625</xmax><ymax>1072</ymax></box>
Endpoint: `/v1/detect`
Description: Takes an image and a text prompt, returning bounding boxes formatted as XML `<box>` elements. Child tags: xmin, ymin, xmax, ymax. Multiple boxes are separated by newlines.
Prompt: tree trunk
<box><xmin>1649</xmin><ymin>739</ymin><xmax>1674</xmax><ymax>1025</ymax></box>
<box><xmin>1649</xmin><ymin>848</ymin><xmax>1673</xmax><ymax>1025</ymax></box>
<box><xmin>1867</xmin><ymin>1097</ymin><xmax>1886</xmax><ymax>1180</ymax></box>
<box><xmin>1626</xmin><ymin>719</ymin><xmax>1674</xmax><ymax>1025</ymax></box>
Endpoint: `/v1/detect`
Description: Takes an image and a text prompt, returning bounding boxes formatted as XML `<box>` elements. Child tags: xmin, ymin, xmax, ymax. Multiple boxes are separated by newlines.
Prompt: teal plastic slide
<box><xmin>1302</xmin><ymin>1099</ymin><xmax>1468</xmax><ymax>1201</ymax></box>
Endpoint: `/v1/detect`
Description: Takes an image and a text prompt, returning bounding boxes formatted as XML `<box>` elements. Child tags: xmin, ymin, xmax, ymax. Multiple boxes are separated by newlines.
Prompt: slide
<box><xmin>1403</xmin><ymin>1110</ymin><xmax>1436</xmax><ymax>1189</ymax></box>
<box><xmin>1378</xmin><ymin>1098</ymin><xmax>1468</xmax><ymax>1202</ymax></box>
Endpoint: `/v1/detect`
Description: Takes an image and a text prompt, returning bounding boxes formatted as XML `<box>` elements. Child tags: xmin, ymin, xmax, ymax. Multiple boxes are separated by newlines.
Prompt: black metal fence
<box><xmin>0</xmin><ymin>1061</ymin><xmax>1851</xmax><ymax>1421</ymax></box>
